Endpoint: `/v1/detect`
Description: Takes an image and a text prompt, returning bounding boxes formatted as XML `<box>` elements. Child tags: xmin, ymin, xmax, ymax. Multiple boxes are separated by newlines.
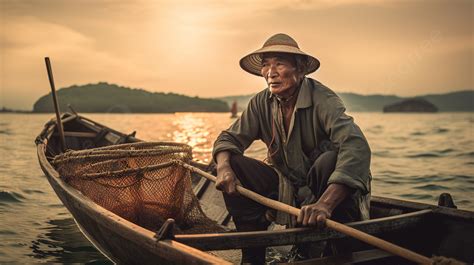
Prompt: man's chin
<box><xmin>269</xmin><ymin>87</ymin><xmax>283</xmax><ymax>95</ymax></box>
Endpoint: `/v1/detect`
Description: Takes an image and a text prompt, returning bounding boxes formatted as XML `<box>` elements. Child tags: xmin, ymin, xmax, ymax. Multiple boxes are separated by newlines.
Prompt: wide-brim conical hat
<box><xmin>239</xmin><ymin>33</ymin><xmax>320</xmax><ymax>76</ymax></box>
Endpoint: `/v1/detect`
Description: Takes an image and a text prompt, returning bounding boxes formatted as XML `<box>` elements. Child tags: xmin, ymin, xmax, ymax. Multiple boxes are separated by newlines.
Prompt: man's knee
<box><xmin>307</xmin><ymin>150</ymin><xmax>338</xmax><ymax>199</ymax></box>
<box><xmin>309</xmin><ymin>150</ymin><xmax>338</xmax><ymax>182</ymax></box>
<box><xmin>314</xmin><ymin>150</ymin><xmax>337</xmax><ymax>171</ymax></box>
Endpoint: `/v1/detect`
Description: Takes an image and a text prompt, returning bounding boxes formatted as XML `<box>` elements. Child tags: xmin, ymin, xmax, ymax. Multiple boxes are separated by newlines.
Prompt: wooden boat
<box><xmin>36</xmin><ymin>112</ymin><xmax>474</xmax><ymax>264</ymax></box>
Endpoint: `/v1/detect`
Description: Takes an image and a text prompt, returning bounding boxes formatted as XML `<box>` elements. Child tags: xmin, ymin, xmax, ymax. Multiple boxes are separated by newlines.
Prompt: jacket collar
<box><xmin>294</xmin><ymin>77</ymin><xmax>312</xmax><ymax>109</ymax></box>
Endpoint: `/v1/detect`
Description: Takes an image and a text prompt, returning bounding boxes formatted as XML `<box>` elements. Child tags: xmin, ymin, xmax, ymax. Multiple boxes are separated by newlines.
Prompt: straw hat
<box><xmin>239</xmin><ymin>33</ymin><xmax>320</xmax><ymax>76</ymax></box>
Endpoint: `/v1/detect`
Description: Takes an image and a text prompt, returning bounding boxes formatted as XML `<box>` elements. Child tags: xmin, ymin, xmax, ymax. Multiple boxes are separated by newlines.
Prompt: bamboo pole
<box><xmin>179</xmin><ymin>161</ymin><xmax>432</xmax><ymax>265</ymax></box>
<box><xmin>44</xmin><ymin>57</ymin><xmax>66</xmax><ymax>152</ymax></box>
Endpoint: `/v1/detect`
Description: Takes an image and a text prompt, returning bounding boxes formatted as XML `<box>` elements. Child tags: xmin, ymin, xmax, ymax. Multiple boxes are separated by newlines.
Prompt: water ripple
<box><xmin>0</xmin><ymin>230</ymin><xmax>17</xmax><ymax>235</ymax></box>
<box><xmin>437</xmin><ymin>148</ymin><xmax>455</xmax><ymax>154</ymax></box>
<box><xmin>400</xmin><ymin>193</ymin><xmax>434</xmax><ymax>200</ymax></box>
<box><xmin>375</xmin><ymin>175</ymin><xmax>452</xmax><ymax>185</ymax></box>
<box><xmin>433</xmin><ymin>128</ymin><xmax>449</xmax><ymax>134</ymax></box>
<box><xmin>407</xmin><ymin>152</ymin><xmax>441</xmax><ymax>158</ymax></box>
<box><xmin>378</xmin><ymin>170</ymin><xmax>399</xmax><ymax>175</ymax></box>
<box><xmin>22</xmin><ymin>189</ymin><xmax>46</xmax><ymax>195</ymax></box>
<box><xmin>0</xmin><ymin>191</ymin><xmax>25</xmax><ymax>204</ymax></box>
<box><xmin>414</xmin><ymin>184</ymin><xmax>449</xmax><ymax>191</ymax></box>
<box><xmin>372</xmin><ymin>151</ymin><xmax>393</xmax><ymax>158</ymax></box>
<box><xmin>28</xmin><ymin>218</ymin><xmax>110</xmax><ymax>263</ymax></box>
<box><xmin>452</xmin><ymin>174</ymin><xmax>472</xmax><ymax>180</ymax></box>
<box><xmin>0</xmin><ymin>129</ymin><xmax>12</xmax><ymax>135</ymax></box>
<box><xmin>457</xmin><ymin>151</ymin><xmax>474</xmax><ymax>157</ymax></box>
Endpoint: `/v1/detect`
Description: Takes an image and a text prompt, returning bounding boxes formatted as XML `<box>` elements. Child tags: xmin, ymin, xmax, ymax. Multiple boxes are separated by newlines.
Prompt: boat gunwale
<box><xmin>174</xmin><ymin>209</ymin><xmax>433</xmax><ymax>250</ymax></box>
<box><xmin>370</xmin><ymin>196</ymin><xmax>474</xmax><ymax>221</ymax></box>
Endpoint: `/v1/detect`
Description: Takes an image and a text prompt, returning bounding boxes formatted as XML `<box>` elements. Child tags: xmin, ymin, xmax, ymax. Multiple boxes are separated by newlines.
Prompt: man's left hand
<box><xmin>297</xmin><ymin>202</ymin><xmax>332</xmax><ymax>228</ymax></box>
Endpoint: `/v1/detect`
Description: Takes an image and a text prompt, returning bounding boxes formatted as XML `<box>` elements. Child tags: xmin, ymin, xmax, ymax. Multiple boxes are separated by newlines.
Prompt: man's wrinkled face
<box><xmin>261</xmin><ymin>53</ymin><xmax>300</xmax><ymax>98</ymax></box>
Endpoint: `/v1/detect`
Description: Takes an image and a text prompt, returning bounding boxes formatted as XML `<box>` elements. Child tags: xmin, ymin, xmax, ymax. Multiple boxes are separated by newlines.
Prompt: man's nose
<box><xmin>268</xmin><ymin>65</ymin><xmax>278</xmax><ymax>78</ymax></box>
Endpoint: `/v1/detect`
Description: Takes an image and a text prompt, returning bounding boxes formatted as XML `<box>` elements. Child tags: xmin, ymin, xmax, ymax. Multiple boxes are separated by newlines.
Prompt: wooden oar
<box><xmin>44</xmin><ymin>57</ymin><xmax>67</xmax><ymax>153</ymax></box>
<box><xmin>178</xmin><ymin>162</ymin><xmax>432</xmax><ymax>265</ymax></box>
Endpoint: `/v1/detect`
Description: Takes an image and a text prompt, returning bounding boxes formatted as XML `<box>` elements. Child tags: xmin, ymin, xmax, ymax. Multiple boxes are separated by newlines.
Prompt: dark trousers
<box><xmin>223</xmin><ymin>151</ymin><xmax>360</xmax><ymax>264</ymax></box>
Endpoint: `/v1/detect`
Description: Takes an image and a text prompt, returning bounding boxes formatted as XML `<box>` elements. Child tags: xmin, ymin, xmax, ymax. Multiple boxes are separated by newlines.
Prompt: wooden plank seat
<box><xmin>283</xmin><ymin>249</ymin><xmax>393</xmax><ymax>265</ymax></box>
<box><xmin>172</xmin><ymin>209</ymin><xmax>432</xmax><ymax>251</ymax></box>
<box><xmin>54</xmin><ymin>131</ymin><xmax>97</xmax><ymax>138</ymax></box>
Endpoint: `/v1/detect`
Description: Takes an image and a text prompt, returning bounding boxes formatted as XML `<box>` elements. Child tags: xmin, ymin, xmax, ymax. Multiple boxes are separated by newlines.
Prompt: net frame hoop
<box><xmin>52</xmin><ymin>141</ymin><xmax>192</xmax><ymax>165</ymax></box>
<box><xmin>72</xmin><ymin>160</ymin><xmax>184</xmax><ymax>179</ymax></box>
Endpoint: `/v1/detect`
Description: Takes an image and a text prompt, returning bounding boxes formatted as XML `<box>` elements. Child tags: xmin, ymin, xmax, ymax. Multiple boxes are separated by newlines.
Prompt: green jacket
<box><xmin>213</xmin><ymin>77</ymin><xmax>371</xmax><ymax>224</ymax></box>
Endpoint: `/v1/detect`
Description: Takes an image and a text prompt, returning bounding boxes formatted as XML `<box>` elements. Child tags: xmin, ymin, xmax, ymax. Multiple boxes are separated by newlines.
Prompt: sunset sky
<box><xmin>1</xmin><ymin>0</ymin><xmax>472</xmax><ymax>110</ymax></box>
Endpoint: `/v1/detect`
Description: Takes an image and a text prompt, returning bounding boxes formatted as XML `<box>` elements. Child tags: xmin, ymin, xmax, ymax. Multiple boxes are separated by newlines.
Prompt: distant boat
<box><xmin>230</xmin><ymin>101</ymin><xmax>238</xmax><ymax>118</ymax></box>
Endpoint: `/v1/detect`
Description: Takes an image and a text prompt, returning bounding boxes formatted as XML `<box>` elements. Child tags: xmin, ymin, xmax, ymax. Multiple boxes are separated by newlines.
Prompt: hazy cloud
<box><xmin>0</xmin><ymin>0</ymin><xmax>472</xmax><ymax>109</ymax></box>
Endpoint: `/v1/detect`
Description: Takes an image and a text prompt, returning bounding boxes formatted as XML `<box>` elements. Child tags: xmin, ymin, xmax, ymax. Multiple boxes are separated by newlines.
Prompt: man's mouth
<box><xmin>269</xmin><ymin>82</ymin><xmax>281</xmax><ymax>87</ymax></box>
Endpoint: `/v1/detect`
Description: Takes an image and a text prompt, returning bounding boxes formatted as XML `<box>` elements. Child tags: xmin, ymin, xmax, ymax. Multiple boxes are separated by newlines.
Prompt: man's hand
<box><xmin>297</xmin><ymin>183</ymin><xmax>352</xmax><ymax>228</ymax></box>
<box><xmin>215</xmin><ymin>151</ymin><xmax>241</xmax><ymax>196</ymax></box>
<box><xmin>297</xmin><ymin>202</ymin><xmax>332</xmax><ymax>227</ymax></box>
<box><xmin>216</xmin><ymin>164</ymin><xmax>240</xmax><ymax>196</ymax></box>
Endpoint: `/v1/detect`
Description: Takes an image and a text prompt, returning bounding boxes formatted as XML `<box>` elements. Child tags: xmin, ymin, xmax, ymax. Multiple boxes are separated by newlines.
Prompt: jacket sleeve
<box><xmin>317</xmin><ymin>94</ymin><xmax>371</xmax><ymax>194</ymax></box>
<box><xmin>212</xmin><ymin>96</ymin><xmax>261</xmax><ymax>162</ymax></box>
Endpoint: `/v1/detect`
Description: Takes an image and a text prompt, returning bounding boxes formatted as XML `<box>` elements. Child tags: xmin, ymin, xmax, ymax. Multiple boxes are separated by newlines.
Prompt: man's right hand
<box><xmin>215</xmin><ymin>164</ymin><xmax>240</xmax><ymax>196</ymax></box>
<box><xmin>215</xmin><ymin>151</ymin><xmax>240</xmax><ymax>196</ymax></box>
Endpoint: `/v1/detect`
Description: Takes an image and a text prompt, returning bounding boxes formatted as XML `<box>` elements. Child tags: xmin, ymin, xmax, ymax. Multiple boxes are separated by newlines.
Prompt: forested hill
<box><xmin>33</xmin><ymin>82</ymin><xmax>229</xmax><ymax>113</ymax></box>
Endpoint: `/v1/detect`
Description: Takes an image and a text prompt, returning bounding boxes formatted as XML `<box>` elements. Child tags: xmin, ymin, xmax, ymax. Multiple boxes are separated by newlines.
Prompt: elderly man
<box><xmin>212</xmin><ymin>33</ymin><xmax>371</xmax><ymax>264</ymax></box>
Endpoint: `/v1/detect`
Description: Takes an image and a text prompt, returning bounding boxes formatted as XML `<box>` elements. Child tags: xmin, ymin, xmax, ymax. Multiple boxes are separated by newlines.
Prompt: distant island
<box><xmin>383</xmin><ymin>98</ymin><xmax>438</xmax><ymax>113</ymax></box>
<box><xmin>33</xmin><ymin>82</ymin><xmax>229</xmax><ymax>113</ymax></box>
<box><xmin>0</xmin><ymin>107</ymin><xmax>32</xmax><ymax>113</ymax></box>
<box><xmin>217</xmin><ymin>90</ymin><xmax>473</xmax><ymax>112</ymax></box>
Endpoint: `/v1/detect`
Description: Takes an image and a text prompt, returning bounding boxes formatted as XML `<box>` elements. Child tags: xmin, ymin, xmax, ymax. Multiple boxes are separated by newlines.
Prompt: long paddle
<box><xmin>178</xmin><ymin>161</ymin><xmax>432</xmax><ymax>264</ymax></box>
<box><xmin>44</xmin><ymin>57</ymin><xmax>67</xmax><ymax>153</ymax></box>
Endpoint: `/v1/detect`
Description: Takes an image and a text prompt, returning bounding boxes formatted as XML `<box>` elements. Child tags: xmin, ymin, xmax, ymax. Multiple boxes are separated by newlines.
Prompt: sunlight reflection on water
<box><xmin>172</xmin><ymin>113</ymin><xmax>212</xmax><ymax>162</ymax></box>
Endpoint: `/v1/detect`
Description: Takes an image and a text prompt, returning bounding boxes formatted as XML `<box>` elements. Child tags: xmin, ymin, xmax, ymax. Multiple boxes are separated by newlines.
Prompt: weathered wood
<box><xmin>35</xmin><ymin>114</ymin><xmax>77</xmax><ymax>145</ymax></box>
<box><xmin>197</xmin><ymin>180</ymin><xmax>230</xmax><ymax>227</ymax></box>
<box><xmin>54</xmin><ymin>131</ymin><xmax>97</xmax><ymax>138</ymax></box>
<box><xmin>61</xmin><ymin>113</ymin><xmax>79</xmax><ymax>124</ymax></box>
<box><xmin>44</xmin><ymin>57</ymin><xmax>66</xmax><ymax>152</ymax></box>
<box><xmin>155</xmin><ymin>219</ymin><xmax>176</xmax><ymax>241</ymax></box>
<box><xmin>326</xmin><ymin>219</ymin><xmax>431</xmax><ymax>264</ymax></box>
<box><xmin>372</xmin><ymin>196</ymin><xmax>474</xmax><ymax>221</ymax></box>
<box><xmin>285</xmin><ymin>249</ymin><xmax>393</xmax><ymax>265</ymax></box>
<box><xmin>174</xmin><ymin>209</ymin><xmax>432</xmax><ymax>250</ymax></box>
<box><xmin>193</xmin><ymin>178</ymin><xmax>210</xmax><ymax>199</ymax></box>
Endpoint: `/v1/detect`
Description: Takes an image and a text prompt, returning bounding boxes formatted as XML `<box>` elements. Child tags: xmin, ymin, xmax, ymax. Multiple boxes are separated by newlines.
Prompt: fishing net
<box><xmin>52</xmin><ymin>142</ymin><xmax>224</xmax><ymax>234</ymax></box>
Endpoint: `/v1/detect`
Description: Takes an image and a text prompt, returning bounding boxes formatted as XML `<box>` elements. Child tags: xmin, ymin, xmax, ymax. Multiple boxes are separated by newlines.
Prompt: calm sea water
<box><xmin>0</xmin><ymin>112</ymin><xmax>473</xmax><ymax>263</ymax></box>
